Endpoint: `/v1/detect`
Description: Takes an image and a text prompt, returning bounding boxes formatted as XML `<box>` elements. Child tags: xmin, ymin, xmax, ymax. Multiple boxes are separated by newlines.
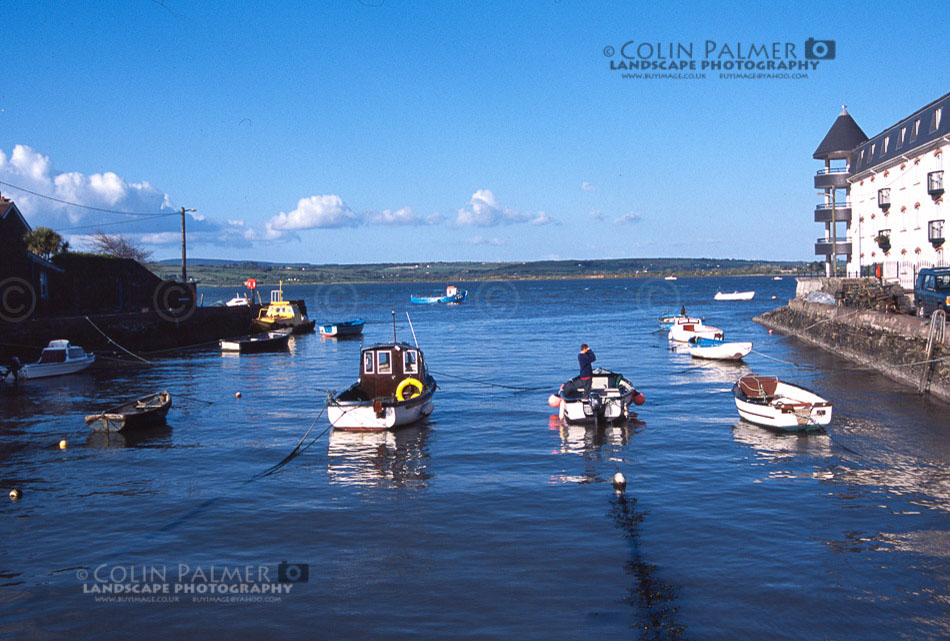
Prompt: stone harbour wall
<box><xmin>755</xmin><ymin>299</ymin><xmax>950</xmax><ymax>403</ymax></box>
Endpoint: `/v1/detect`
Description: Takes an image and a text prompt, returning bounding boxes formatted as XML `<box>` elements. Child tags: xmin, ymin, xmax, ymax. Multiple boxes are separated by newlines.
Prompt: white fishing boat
<box><xmin>554</xmin><ymin>367</ymin><xmax>644</xmax><ymax>425</ymax></box>
<box><xmin>664</xmin><ymin>276</ymin><xmax>678</xmax><ymax>281</ymax></box>
<box><xmin>328</xmin><ymin>342</ymin><xmax>436</xmax><ymax>431</ymax></box>
<box><xmin>657</xmin><ymin>314</ymin><xmax>703</xmax><ymax>330</ymax></box>
<box><xmin>715</xmin><ymin>291</ymin><xmax>755</xmax><ymax>301</ymax></box>
<box><xmin>772</xmin><ymin>276</ymin><xmax>783</xmax><ymax>281</ymax></box>
<box><xmin>668</xmin><ymin>322</ymin><xmax>724</xmax><ymax>343</ymax></box>
<box><xmin>733</xmin><ymin>374</ymin><xmax>833</xmax><ymax>432</ymax></box>
<box><xmin>3</xmin><ymin>340</ymin><xmax>95</xmax><ymax>382</ymax></box>
<box><xmin>225</xmin><ymin>293</ymin><xmax>250</xmax><ymax>307</ymax></box>
<box><xmin>688</xmin><ymin>337</ymin><xmax>752</xmax><ymax>361</ymax></box>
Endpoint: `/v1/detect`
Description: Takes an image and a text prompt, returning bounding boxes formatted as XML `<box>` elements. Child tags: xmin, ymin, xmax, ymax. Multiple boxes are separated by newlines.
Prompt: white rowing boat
<box><xmin>715</xmin><ymin>291</ymin><xmax>755</xmax><ymax>301</ymax></box>
<box><xmin>733</xmin><ymin>374</ymin><xmax>833</xmax><ymax>431</ymax></box>
<box><xmin>668</xmin><ymin>322</ymin><xmax>724</xmax><ymax>343</ymax></box>
<box><xmin>688</xmin><ymin>337</ymin><xmax>753</xmax><ymax>361</ymax></box>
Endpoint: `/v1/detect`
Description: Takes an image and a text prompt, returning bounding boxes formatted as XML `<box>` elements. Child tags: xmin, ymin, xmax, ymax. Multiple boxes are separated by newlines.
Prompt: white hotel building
<box><xmin>813</xmin><ymin>92</ymin><xmax>948</xmax><ymax>287</ymax></box>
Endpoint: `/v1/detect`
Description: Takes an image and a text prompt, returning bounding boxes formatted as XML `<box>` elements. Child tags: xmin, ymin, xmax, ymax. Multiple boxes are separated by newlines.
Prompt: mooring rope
<box><xmin>428</xmin><ymin>369</ymin><xmax>552</xmax><ymax>391</ymax></box>
<box><xmin>84</xmin><ymin>316</ymin><xmax>153</xmax><ymax>365</ymax></box>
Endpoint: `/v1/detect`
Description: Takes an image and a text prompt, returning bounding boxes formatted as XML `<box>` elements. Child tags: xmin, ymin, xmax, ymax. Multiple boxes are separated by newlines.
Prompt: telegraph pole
<box><xmin>180</xmin><ymin>206</ymin><xmax>196</xmax><ymax>283</ymax></box>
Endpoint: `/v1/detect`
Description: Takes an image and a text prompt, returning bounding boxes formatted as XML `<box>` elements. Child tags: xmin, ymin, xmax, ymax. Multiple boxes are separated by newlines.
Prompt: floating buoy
<box><xmin>612</xmin><ymin>472</ymin><xmax>626</xmax><ymax>492</ymax></box>
<box><xmin>59</xmin><ymin>439</ymin><xmax>67</xmax><ymax>450</ymax></box>
<box><xmin>769</xmin><ymin>329</ymin><xmax>774</xmax><ymax>335</ymax></box>
<box><xmin>547</xmin><ymin>394</ymin><xmax>561</xmax><ymax>408</ymax></box>
<box><xmin>633</xmin><ymin>392</ymin><xmax>646</xmax><ymax>406</ymax></box>
<box><xmin>235</xmin><ymin>392</ymin><xmax>242</xmax><ymax>399</ymax></box>
<box><xmin>9</xmin><ymin>489</ymin><xmax>21</xmax><ymax>501</ymax></box>
<box><xmin>771</xmin><ymin>295</ymin><xmax>777</xmax><ymax>300</ymax></box>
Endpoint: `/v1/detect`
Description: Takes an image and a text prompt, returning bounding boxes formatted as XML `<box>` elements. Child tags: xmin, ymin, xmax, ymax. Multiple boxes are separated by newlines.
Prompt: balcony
<box><xmin>928</xmin><ymin>170</ymin><xmax>944</xmax><ymax>198</ymax></box>
<box><xmin>814</xmin><ymin>167</ymin><xmax>850</xmax><ymax>190</ymax></box>
<box><xmin>814</xmin><ymin>236</ymin><xmax>852</xmax><ymax>256</ymax></box>
<box><xmin>814</xmin><ymin>203</ymin><xmax>852</xmax><ymax>223</ymax></box>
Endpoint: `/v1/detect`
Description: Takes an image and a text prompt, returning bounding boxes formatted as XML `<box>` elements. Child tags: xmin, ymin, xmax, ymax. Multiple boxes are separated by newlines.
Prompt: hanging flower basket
<box><xmin>901</xmin><ymin>205</ymin><xmax>907</xmax><ymax>212</ymax></box>
<box><xmin>915</xmin><ymin>202</ymin><xmax>921</xmax><ymax>209</ymax></box>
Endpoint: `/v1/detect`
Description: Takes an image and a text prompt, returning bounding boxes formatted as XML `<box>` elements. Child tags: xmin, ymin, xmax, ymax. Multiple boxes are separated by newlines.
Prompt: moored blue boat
<box><xmin>410</xmin><ymin>285</ymin><xmax>467</xmax><ymax>305</ymax></box>
<box><xmin>320</xmin><ymin>318</ymin><xmax>366</xmax><ymax>338</ymax></box>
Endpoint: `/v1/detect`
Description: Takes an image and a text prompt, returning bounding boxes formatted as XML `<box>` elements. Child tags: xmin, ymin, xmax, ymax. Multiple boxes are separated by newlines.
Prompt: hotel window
<box><xmin>859</xmin><ymin>149</ymin><xmax>865</xmax><ymax>165</ymax></box>
<box><xmin>897</xmin><ymin>126</ymin><xmax>906</xmax><ymax>149</ymax></box>
<box><xmin>929</xmin><ymin>220</ymin><xmax>945</xmax><ymax>242</ymax></box>
<box><xmin>882</xmin><ymin>137</ymin><xmax>889</xmax><ymax>155</ymax></box>
<box><xmin>870</xmin><ymin>142</ymin><xmax>876</xmax><ymax>158</ymax></box>
<box><xmin>39</xmin><ymin>271</ymin><xmax>49</xmax><ymax>299</ymax></box>
<box><xmin>911</xmin><ymin>118</ymin><xmax>920</xmax><ymax>142</ymax></box>
<box><xmin>929</xmin><ymin>170</ymin><xmax>945</xmax><ymax>196</ymax></box>
<box><xmin>931</xmin><ymin>107</ymin><xmax>942</xmax><ymax>133</ymax></box>
<box><xmin>878</xmin><ymin>188</ymin><xmax>890</xmax><ymax>210</ymax></box>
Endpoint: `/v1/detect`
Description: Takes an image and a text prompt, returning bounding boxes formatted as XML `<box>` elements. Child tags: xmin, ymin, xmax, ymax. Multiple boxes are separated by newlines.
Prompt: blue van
<box><xmin>914</xmin><ymin>267</ymin><xmax>950</xmax><ymax>317</ymax></box>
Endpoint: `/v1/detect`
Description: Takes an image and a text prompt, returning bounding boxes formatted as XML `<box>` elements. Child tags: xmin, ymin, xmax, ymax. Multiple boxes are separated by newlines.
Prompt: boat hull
<box><xmin>410</xmin><ymin>291</ymin><xmax>467</xmax><ymax>304</ymax></box>
<box><xmin>329</xmin><ymin>382</ymin><xmax>435</xmax><ymax>431</ymax></box>
<box><xmin>13</xmin><ymin>355</ymin><xmax>96</xmax><ymax>381</ymax></box>
<box><xmin>668</xmin><ymin>323</ymin><xmax>724</xmax><ymax>343</ymax></box>
<box><xmin>715</xmin><ymin>291</ymin><xmax>755</xmax><ymax>301</ymax></box>
<box><xmin>252</xmin><ymin>318</ymin><xmax>316</xmax><ymax>334</ymax></box>
<box><xmin>220</xmin><ymin>329</ymin><xmax>292</xmax><ymax>353</ymax></box>
<box><xmin>689</xmin><ymin>341</ymin><xmax>753</xmax><ymax>361</ymax></box>
<box><xmin>320</xmin><ymin>320</ymin><xmax>365</xmax><ymax>338</ymax></box>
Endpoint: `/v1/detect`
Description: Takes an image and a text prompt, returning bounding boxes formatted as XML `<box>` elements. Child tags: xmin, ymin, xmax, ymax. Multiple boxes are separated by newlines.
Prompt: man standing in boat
<box><xmin>578</xmin><ymin>344</ymin><xmax>596</xmax><ymax>397</ymax></box>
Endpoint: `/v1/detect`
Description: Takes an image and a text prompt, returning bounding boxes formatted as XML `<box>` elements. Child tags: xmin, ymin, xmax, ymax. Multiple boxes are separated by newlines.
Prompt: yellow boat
<box><xmin>252</xmin><ymin>281</ymin><xmax>316</xmax><ymax>334</ymax></box>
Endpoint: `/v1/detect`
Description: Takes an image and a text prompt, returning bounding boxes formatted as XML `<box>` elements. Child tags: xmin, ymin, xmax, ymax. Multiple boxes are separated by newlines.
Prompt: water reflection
<box><xmin>609</xmin><ymin>492</ymin><xmax>687</xmax><ymax>640</ymax></box>
<box><xmin>556</xmin><ymin>419</ymin><xmax>644</xmax><ymax>457</ymax></box>
<box><xmin>732</xmin><ymin>420</ymin><xmax>834</xmax><ymax>463</ymax></box>
<box><xmin>85</xmin><ymin>424</ymin><xmax>174</xmax><ymax>449</ymax></box>
<box><xmin>326</xmin><ymin>425</ymin><xmax>431</xmax><ymax>487</ymax></box>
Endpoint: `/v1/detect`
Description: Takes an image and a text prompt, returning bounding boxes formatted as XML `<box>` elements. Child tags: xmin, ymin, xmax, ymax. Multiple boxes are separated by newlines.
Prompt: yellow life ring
<box><xmin>396</xmin><ymin>377</ymin><xmax>424</xmax><ymax>402</ymax></box>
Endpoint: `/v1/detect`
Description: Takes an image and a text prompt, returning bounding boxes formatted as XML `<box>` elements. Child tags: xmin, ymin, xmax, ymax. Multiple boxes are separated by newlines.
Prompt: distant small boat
<box><xmin>688</xmin><ymin>337</ymin><xmax>752</xmax><ymax>361</ymax></box>
<box><xmin>410</xmin><ymin>285</ymin><xmax>467</xmax><ymax>305</ymax></box>
<box><xmin>253</xmin><ymin>281</ymin><xmax>316</xmax><ymax>333</ymax></box>
<box><xmin>85</xmin><ymin>391</ymin><xmax>172</xmax><ymax>433</ymax></box>
<box><xmin>669</xmin><ymin>322</ymin><xmax>724</xmax><ymax>343</ymax></box>
<box><xmin>772</xmin><ymin>277</ymin><xmax>783</xmax><ymax>281</ymax></box>
<box><xmin>2</xmin><ymin>340</ymin><xmax>95</xmax><ymax>383</ymax></box>
<box><xmin>715</xmin><ymin>291</ymin><xmax>755</xmax><ymax>301</ymax></box>
<box><xmin>225</xmin><ymin>293</ymin><xmax>250</xmax><ymax>307</ymax></box>
<box><xmin>220</xmin><ymin>328</ymin><xmax>292</xmax><ymax>353</ymax></box>
<box><xmin>320</xmin><ymin>318</ymin><xmax>365</xmax><ymax>338</ymax></box>
<box><xmin>664</xmin><ymin>276</ymin><xmax>678</xmax><ymax>281</ymax></box>
<box><xmin>733</xmin><ymin>374</ymin><xmax>832</xmax><ymax>431</ymax></box>
<box><xmin>658</xmin><ymin>314</ymin><xmax>703</xmax><ymax>330</ymax></box>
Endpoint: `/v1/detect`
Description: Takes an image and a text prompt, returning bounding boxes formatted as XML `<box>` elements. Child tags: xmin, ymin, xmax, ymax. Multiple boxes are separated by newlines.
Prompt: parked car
<box><xmin>914</xmin><ymin>267</ymin><xmax>950</xmax><ymax>317</ymax></box>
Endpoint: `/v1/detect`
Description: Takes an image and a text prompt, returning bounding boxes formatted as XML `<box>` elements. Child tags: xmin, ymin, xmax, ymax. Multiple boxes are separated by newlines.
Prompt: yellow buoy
<box><xmin>9</xmin><ymin>489</ymin><xmax>22</xmax><ymax>500</ymax></box>
<box><xmin>59</xmin><ymin>439</ymin><xmax>68</xmax><ymax>450</ymax></box>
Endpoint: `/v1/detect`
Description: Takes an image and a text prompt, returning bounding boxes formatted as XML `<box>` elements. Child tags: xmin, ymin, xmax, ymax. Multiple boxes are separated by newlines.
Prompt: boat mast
<box><xmin>391</xmin><ymin>310</ymin><xmax>397</xmax><ymax>342</ymax></box>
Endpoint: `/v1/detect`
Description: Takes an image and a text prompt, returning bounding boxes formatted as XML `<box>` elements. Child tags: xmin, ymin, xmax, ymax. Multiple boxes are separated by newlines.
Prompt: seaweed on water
<box><xmin>608</xmin><ymin>493</ymin><xmax>688</xmax><ymax>640</ymax></box>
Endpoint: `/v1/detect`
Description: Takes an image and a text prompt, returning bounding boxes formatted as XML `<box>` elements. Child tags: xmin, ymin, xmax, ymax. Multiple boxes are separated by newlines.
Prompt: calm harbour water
<box><xmin>2</xmin><ymin>276</ymin><xmax>949</xmax><ymax>640</ymax></box>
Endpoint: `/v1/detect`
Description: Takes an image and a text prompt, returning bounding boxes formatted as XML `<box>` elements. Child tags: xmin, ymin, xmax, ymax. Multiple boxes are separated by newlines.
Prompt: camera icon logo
<box><xmin>277</xmin><ymin>561</ymin><xmax>309</xmax><ymax>583</ymax></box>
<box><xmin>804</xmin><ymin>38</ymin><xmax>836</xmax><ymax>60</ymax></box>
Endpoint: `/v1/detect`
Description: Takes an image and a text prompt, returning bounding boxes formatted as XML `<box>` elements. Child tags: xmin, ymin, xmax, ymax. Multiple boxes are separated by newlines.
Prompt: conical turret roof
<box><xmin>813</xmin><ymin>106</ymin><xmax>868</xmax><ymax>159</ymax></box>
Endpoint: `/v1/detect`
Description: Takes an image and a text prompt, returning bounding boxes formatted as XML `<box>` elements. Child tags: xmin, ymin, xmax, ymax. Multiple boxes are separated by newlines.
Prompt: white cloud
<box><xmin>268</xmin><ymin>194</ymin><xmax>358</xmax><ymax>231</ymax></box>
<box><xmin>466</xmin><ymin>235</ymin><xmax>505</xmax><ymax>246</ymax></box>
<box><xmin>614</xmin><ymin>211</ymin><xmax>643</xmax><ymax>224</ymax></box>
<box><xmin>589</xmin><ymin>209</ymin><xmax>605</xmax><ymax>222</ymax></box>
<box><xmin>368</xmin><ymin>206</ymin><xmax>423</xmax><ymax>225</ymax></box>
<box><xmin>455</xmin><ymin>189</ymin><xmax>551</xmax><ymax>227</ymax></box>
<box><xmin>581</xmin><ymin>181</ymin><xmax>596</xmax><ymax>192</ymax></box>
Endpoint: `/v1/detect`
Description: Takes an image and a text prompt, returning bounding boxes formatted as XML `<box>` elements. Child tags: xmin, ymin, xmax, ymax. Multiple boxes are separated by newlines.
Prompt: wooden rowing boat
<box><xmin>85</xmin><ymin>391</ymin><xmax>172</xmax><ymax>433</ymax></box>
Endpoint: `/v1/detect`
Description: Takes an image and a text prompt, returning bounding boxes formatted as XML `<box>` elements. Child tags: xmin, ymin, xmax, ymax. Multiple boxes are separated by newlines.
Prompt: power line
<box><xmin>57</xmin><ymin>212</ymin><xmax>178</xmax><ymax>232</ymax></box>
<box><xmin>0</xmin><ymin>179</ymin><xmax>175</xmax><ymax>216</ymax></box>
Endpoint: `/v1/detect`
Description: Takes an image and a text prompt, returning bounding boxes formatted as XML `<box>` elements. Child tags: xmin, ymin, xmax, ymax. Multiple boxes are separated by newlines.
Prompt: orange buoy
<box><xmin>235</xmin><ymin>392</ymin><xmax>242</xmax><ymax>399</ymax></box>
<box><xmin>769</xmin><ymin>329</ymin><xmax>774</xmax><ymax>335</ymax></box>
<box><xmin>633</xmin><ymin>392</ymin><xmax>646</xmax><ymax>406</ymax></box>
<box><xmin>547</xmin><ymin>394</ymin><xmax>561</xmax><ymax>408</ymax></box>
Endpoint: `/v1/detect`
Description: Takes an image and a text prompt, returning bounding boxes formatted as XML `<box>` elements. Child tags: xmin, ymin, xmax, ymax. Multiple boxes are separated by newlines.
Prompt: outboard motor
<box><xmin>588</xmin><ymin>392</ymin><xmax>603</xmax><ymax>416</ymax></box>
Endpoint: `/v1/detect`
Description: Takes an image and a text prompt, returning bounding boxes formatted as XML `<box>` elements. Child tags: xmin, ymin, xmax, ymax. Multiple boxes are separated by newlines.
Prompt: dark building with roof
<box><xmin>0</xmin><ymin>193</ymin><xmax>64</xmax><ymax>320</ymax></box>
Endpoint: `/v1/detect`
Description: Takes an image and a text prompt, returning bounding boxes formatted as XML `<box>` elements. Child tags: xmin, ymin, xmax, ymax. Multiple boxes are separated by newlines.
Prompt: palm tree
<box><xmin>23</xmin><ymin>227</ymin><xmax>68</xmax><ymax>260</ymax></box>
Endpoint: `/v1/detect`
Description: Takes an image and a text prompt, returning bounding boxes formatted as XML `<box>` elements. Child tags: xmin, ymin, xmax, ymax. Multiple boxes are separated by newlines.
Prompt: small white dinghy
<box><xmin>3</xmin><ymin>340</ymin><xmax>95</xmax><ymax>382</ymax></box>
<box><xmin>668</xmin><ymin>322</ymin><xmax>724</xmax><ymax>343</ymax></box>
<box><xmin>715</xmin><ymin>291</ymin><xmax>755</xmax><ymax>301</ymax></box>
<box><xmin>733</xmin><ymin>374</ymin><xmax>833</xmax><ymax>432</ymax></box>
<box><xmin>688</xmin><ymin>337</ymin><xmax>752</xmax><ymax>361</ymax></box>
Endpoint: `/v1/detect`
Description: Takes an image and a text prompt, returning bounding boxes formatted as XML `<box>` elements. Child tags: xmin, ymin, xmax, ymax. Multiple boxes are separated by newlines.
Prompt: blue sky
<box><xmin>1</xmin><ymin>0</ymin><xmax>946</xmax><ymax>263</ymax></box>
